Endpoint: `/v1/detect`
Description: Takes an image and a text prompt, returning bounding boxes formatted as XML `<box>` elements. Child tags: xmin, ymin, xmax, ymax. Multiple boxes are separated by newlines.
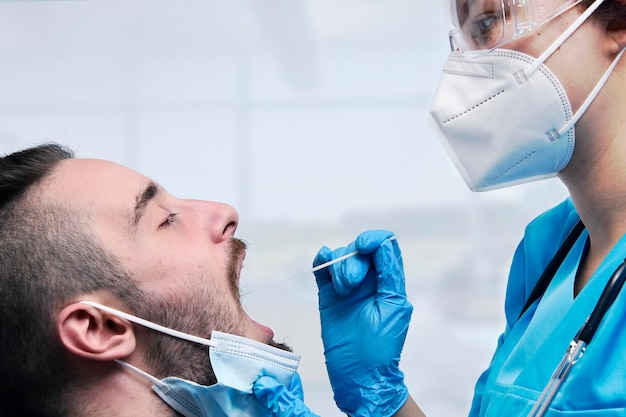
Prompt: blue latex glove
<box><xmin>253</xmin><ymin>372</ymin><xmax>320</xmax><ymax>417</ymax></box>
<box><xmin>314</xmin><ymin>230</ymin><xmax>413</xmax><ymax>417</ymax></box>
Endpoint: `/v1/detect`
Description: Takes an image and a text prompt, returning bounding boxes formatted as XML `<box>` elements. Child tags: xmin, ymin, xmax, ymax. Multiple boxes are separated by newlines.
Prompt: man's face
<box><xmin>43</xmin><ymin>158</ymin><xmax>276</xmax><ymax>347</ymax></box>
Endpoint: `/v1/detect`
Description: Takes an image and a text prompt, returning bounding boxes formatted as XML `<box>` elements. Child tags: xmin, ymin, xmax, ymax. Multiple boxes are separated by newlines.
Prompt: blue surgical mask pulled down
<box><xmin>79</xmin><ymin>301</ymin><xmax>301</xmax><ymax>417</ymax></box>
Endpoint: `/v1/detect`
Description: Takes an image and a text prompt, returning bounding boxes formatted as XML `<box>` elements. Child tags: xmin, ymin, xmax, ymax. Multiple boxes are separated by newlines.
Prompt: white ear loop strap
<box><xmin>114</xmin><ymin>359</ymin><xmax>166</xmax><ymax>387</ymax></box>
<box><xmin>526</xmin><ymin>0</ymin><xmax>606</xmax><ymax>76</ymax></box>
<box><xmin>78</xmin><ymin>301</ymin><xmax>217</xmax><ymax>348</ymax></box>
<box><xmin>558</xmin><ymin>47</ymin><xmax>626</xmax><ymax>136</ymax></box>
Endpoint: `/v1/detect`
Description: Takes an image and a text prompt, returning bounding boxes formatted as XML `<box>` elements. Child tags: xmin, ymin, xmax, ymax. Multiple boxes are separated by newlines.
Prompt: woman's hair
<box><xmin>581</xmin><ymin>0</ymin><xmax>626</xmax><ymax>23</ymax></box>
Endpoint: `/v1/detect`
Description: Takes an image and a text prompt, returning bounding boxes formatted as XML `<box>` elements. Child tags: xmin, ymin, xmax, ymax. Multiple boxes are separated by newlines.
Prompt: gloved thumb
<box><xmin>253</xmin><ymin>375</ymin><xmax>320</xmax><ymax>417</ymax></box>
<box><xmin>313</xmin><ymin>246</ymin><xmax>333</xmax><ymax>290</ymax></box>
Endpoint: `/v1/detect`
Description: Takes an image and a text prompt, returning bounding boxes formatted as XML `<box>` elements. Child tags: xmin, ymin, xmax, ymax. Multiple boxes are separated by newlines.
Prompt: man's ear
<box><xmin>57</xmin><ymin>302</ymin><xmax>136</xmax><ymax>361</ymax></box>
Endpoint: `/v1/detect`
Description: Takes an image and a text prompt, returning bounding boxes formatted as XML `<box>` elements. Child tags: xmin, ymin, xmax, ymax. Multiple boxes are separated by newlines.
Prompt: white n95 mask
<box><xmin>428</xmin><ymin>0</ymin><xmax>624</xmax><ymax>191</ymax></box>
<box><xmin>429</xmin><ymin>49</ymin><xmax>574</xmax><ymax>191</ymax></box>
<box><xmin>79</xmin><ymin>301</ymin><xmax>301</xmax><ymax>417</ymax></box>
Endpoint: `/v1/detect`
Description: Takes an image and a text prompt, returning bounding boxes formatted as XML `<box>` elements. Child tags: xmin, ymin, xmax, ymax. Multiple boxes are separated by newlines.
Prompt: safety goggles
<box><xmin>448</xmin><ymin>0</ymin><xmax>583</xmax><ymax>56</ymax></box>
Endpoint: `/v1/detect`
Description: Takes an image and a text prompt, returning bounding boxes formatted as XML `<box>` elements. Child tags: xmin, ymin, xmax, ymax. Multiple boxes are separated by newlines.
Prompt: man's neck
<box><xmin>68</xmin><ymin>371</ymin><xmax>177</xmax><ymax>417</ymax></box>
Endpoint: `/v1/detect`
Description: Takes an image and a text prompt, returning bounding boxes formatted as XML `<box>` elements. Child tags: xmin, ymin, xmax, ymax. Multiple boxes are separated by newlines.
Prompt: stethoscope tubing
<box><xmin>577</xmin><ymin>259</ymin><xmax>626</xmax><ymax>344</ymax></box>
<box><xmin>528</xmin><ymin>257</ymin><xmax>626</xmax><ymax>417</ymax></box>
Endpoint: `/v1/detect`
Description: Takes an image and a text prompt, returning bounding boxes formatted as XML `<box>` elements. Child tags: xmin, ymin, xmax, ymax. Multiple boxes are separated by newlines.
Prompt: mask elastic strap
<box><xmin>557</xmin><ymin>47</ymin><xmax>626</xmax><ymax>137</ymax></box>
<box><xmin>114</xmin><ymin>359</ymin><xmax>168</xmax><ymax>388</ymax></box>
<box><xmin>525</xmin><ymin>0</ymin><xmax>606</xmax><ymax>77</ymax></box>
<box><xmin>78</xmin><ymin>301</ymin><xmax>217</xmax><ymax>348</ymax></box>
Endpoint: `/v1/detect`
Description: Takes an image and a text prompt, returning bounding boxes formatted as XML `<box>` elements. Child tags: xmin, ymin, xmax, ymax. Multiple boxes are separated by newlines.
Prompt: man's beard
<box><xmin>133</xmin><ymin>237</ymin><xmax>291</xmax><ymax>386</ymax></box>
<box><xmin>228</xmin><ymin>238</ymin><xmax>293</xmax><ymax>353</ymax></box>
<box><xmin>228</xmin><ymin>238</ymin><xmax>292</xmax><ymax>354</ymax></box>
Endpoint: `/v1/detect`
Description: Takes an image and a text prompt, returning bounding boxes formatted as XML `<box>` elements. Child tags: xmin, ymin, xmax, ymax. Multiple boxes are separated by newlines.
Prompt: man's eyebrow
<box><xmin>134</xmin><ymin>181</ymin><xmax>160</xmax><ymax>229</ymax></box>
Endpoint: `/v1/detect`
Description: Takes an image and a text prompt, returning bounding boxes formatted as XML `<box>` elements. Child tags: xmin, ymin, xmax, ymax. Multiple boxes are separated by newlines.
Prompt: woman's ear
<box><xmin>57</xmin><ymin>302</ymin><xmax>136</xmax><ymax>361</ymax></box>
<box><xmin>606</xmin><ymin>8</ymin><xmax>626</xmax><ymax>53</ymax></box>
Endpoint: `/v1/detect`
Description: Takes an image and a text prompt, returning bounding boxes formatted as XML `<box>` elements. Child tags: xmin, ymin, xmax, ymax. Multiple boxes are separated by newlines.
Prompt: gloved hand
<box><xmin>253</xmin><ymin>372</ymin><xmax>320</xmax><ymax>417</ymax></box>
<box><xmin>314</xmin><ymin>230</ymin><xmax>413</xmax><ymax>417</ymax></box>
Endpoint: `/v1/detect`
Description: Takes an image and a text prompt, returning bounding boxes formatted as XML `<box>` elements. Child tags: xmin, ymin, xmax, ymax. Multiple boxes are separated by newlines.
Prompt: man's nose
<box><xmin>195</xmin><ymin>200</ymin><xmax>239</xmax><ymax>242</ymax></box>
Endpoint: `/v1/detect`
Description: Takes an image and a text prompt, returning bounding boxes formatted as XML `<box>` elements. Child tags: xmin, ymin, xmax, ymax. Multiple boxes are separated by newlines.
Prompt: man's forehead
<box><xmin>43</xmin><ymin>158</ymin><xmax>150</xmax><ymax>206</ymax></box>
<box><xmin>54</xmin><ymin>158</ymin><xmax>144</xmax><ymax>187</ymax></box>
<box><xmin>56</xmin><ymin>157</ymin><xmax>135</xmax><ymax>175</ymax></box>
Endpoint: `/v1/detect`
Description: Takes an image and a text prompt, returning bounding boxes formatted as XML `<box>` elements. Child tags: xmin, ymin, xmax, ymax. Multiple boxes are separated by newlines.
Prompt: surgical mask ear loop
<box><xmin>114</xmin><ymin>359</ymin><xmax>169</xmax><ymax>389</ymax></box>
<box><xmin>78</xmin><ymin>302</ymin><xmax>216</xmax><ymax>389</ymax></box>
<box><xmin>78</xmin><ymin>301</ymin><xmax>218</xmax><ymax>348</ymax></box>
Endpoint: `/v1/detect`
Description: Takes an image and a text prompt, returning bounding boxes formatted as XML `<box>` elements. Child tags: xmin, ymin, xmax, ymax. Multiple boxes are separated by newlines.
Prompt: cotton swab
<box><xmin>240</xmin><ymin>236</ymin><xmax>396</xmax><ymax>295</ymax></box>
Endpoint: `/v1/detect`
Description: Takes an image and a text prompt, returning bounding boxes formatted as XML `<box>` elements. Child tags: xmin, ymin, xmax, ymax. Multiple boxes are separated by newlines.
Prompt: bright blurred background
<box><xmin>0</xmin><ymin>1</ymin><xmax>570</xmax><ymax>415</ymax></box>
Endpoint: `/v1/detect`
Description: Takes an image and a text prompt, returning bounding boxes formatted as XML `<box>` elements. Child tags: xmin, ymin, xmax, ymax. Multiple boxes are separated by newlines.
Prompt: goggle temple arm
<box><xmin>448</xmin><ymin>30</ymin><xmax>463</xmax><ymax>52</ymax></box>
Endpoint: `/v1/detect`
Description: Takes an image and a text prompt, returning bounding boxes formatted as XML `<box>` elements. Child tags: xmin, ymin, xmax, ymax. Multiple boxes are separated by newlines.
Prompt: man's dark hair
<box><xmin>0</xmin><ymin>144</ymin><xmax>144</xmax><ymax>417</ymax></box>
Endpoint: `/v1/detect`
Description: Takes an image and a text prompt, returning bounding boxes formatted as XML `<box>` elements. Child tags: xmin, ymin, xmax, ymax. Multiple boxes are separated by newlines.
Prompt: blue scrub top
<box><xmin>470</xmin><ymin>198</ymin><xmax>626</xmax><ymax>416</ymax></box>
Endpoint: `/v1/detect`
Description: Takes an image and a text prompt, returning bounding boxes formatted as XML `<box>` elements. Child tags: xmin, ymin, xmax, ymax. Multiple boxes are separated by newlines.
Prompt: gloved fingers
<box><xmin>253</xmin><ymin>376</ymin><xmax>295</xmax><ymax>412</ymax></box>
<box><xmin>313</xmin><ymin>246</ymin><xmax>333</xmax><ymax>290</ymax></box>
<box><xmin>355</xmin><ymin>230</ymin><xmax>407</xmax><ymax>301</ymax></box>
<box><xmin>253</xmin><ymin>375</ymin><xmax>320</xmax><ymax>417</ymax></box>
<box><xmin>316</xmin><ymin>231</ymin><xmax>391</xmax><ymax>296</ymax></box>
<box><xmin>288</xmin><ymin>372</ymin><xmax>305</xmax><ymax>400</ymax></box>
<box><xmin>372</xmin><ymin>239</ymin><xmax>409</xmax><ymax>303</ymax></box>
<box><xmin>354</xmin><ymin>229</ymin><xmax>396</xmax><ymax>254</ymax></box>
<box><xmin>328</xmin><ymin>244</ymin><xmax>370</xmax><ymax>296</ymax></box>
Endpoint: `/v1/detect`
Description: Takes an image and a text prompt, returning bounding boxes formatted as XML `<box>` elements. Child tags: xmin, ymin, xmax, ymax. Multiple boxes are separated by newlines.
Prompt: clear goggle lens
<box><xmin>449</xmin><ymin>0</ymin><xmax>583</xmax><ymax>56</ymax></box>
